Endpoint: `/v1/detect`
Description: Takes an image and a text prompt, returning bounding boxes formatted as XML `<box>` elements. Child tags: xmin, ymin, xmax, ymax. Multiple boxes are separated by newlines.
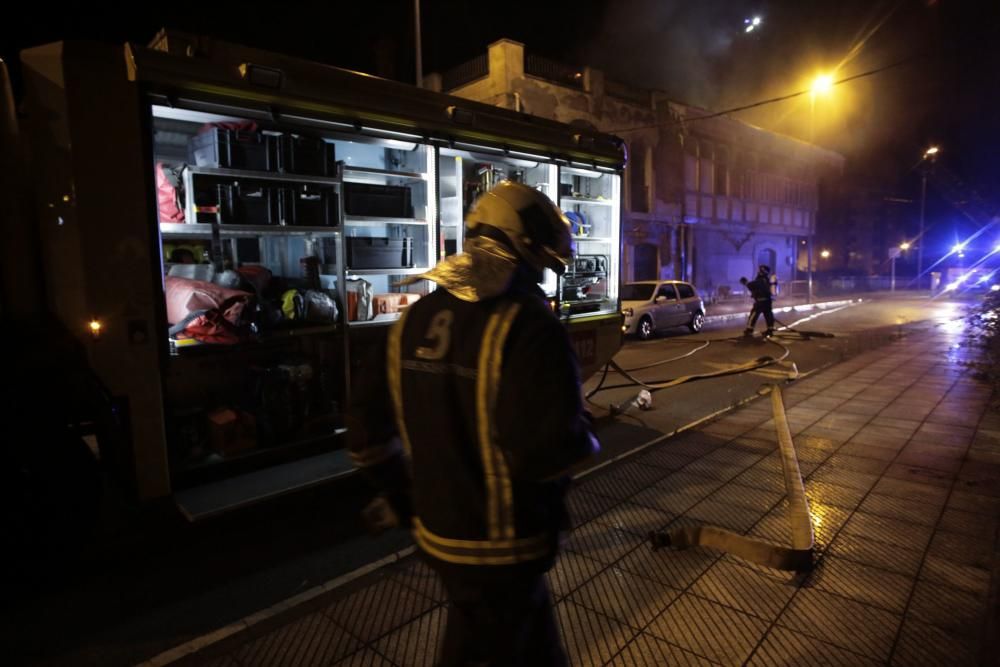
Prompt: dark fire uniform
<box><xmin>352</xmin><ymin>180</ymin><xmax>598</xmax><ymax>665</ymax></box>
<box><xmin>354</xmin><ymin>281</ymin><xmax>595</xmax><ymax>665</ymax></box>
<box><xmin>744</xmin><ymin>271</ymin><xmax>775</xmax><ymax>336</ymax></box>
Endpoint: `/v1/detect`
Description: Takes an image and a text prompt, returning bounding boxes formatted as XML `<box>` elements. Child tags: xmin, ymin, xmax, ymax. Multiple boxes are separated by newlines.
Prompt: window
<box><xmin>676</xmin><ymin>283</ymin><xmax>695</xmax><ymax>299</ymax></box>
<box><xmin>715</xmin><ymin>148</ymin><xmax>729</xmax><ymax>195</ymax></box>
<box><xmin>621</xmin><ymin>283</ymin><xmax>655</xmax><ymax>300</ymax></box>
<box><xmin>629</xmin><ymin>140</ymin><xmax>649</xmax><ymax>213</ymax></box>
<box><xmin>700</xmin><ymin>158</ymin><xmax>714</xmax><ymax>194</ymax></box>
<box><xmin>684</xmin><ymin>154</ymin><xmax>698</xmax><ymax>191</ymax></box>
<box><xmin>657</xmin><ymin>284</ymin><xmax>678</xmax><ymax>300</ymax></box>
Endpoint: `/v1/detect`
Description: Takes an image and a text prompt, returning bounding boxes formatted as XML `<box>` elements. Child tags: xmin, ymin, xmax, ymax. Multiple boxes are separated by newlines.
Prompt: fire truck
<box><xmin>1</xmin><ymin>31</ymin><xmax>625</xmax><ymax>538</ymax></box>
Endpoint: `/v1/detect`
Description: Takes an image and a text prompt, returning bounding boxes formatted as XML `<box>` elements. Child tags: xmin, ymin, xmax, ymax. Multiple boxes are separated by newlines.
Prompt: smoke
<box><xmin>587</xmin><ymin>0</ymin><xmax>952</xmax><ymax>181</ymax></box>
<box><xmin>586</xmin><ymin>0</ymin><xmax>757</xmax><ymax>109</ymax></box>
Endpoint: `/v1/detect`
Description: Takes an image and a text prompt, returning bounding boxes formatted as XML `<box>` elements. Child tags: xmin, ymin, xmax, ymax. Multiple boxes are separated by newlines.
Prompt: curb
<box><xmin>136</xmin><ymin>546</ymin><xmax>418</xmax><ymax>667</ymax></box>
<box><xmin>704</xmin><ymin>298</ymin><xmax>857</xmax><ymax>324</ymax></box>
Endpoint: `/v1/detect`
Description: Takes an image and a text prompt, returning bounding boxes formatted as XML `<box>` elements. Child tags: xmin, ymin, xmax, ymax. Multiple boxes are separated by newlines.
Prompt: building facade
<box><xmin>427</xmin><ymin>39</ymin><xmax>845</xmax><ymax>300</ymax></box>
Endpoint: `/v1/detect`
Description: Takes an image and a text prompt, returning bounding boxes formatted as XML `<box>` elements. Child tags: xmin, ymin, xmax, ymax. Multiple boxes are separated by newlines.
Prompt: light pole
<box><xmin>807</xmin><ymin>237</ymin><xmax>814</xmax><ymax>303</ymax></box>
<box><xmin>414</xmin><ymin>0</ymin><xmax>423</xmax><ymax>87</ymax></box>
<box><xmin>809</xmin><ymin>74</ymin><xmax>833</xmax><ymax>143</ymax></box>
<box><xmin>890</xmin><ymin>248</ymin><xmax>898</xmax><ymax>292</ymax></box>
<box><xmin>918</xmin><ymin>146</ymin><xmax>939</xmax><ymax>289</ymax></box>
<box><xmin>894</xmin><ymin>241</ymin><xmax>911</xmax><ymax>292</ymax></box>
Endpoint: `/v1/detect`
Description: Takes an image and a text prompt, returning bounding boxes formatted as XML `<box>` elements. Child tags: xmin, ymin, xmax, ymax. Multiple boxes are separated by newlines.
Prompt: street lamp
<box><xmin>890</xmin><ymin>242</ymin><xmax>909</xmax><ymax>292</ymax></box>
<box><xmin>918</xmin><ymin>145</ymin><xmax>940</xmax><ymax>289</ymax></box>
<box><xmin>820</xmin><ymin>249</ymin><xmax>831</xmax><ymax>259</ymax></box>
<box><xmin>811</xmin><ymin>74</ymin><xmax>834</xmax><ymax>96</ymax></box>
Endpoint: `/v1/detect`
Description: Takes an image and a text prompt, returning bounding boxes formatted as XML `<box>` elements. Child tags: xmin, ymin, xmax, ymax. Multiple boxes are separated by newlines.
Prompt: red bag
<box><xmin>165</xmin><ymin>276</ymin><xmax>254</xmax><ymax>344</ymax></box>
<box><xmin>236</xmin><ymin>265</ymin><xmax>273</xmax><ymax>294</ymax></box>
<box><xmin>156</xmin><ymin>162</ymin><xmax>186</xmax><ymax>223</ymax></box>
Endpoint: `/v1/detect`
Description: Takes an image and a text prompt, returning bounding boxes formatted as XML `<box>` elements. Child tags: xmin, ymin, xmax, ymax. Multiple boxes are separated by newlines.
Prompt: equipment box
<box><xmin>230</xmin><ymin>183</ymin><xmax>277</xmax><ymax>225</ymax></box>
<box><xmin>278</xmin><ymin>185</ymin><xmax>337</xmax><ymax>227</ymax></box>
<box><xmin>346</xmin><ymin>237</ymin><xmax>413</xmax><ymax>269</ymax></box>
<box><xmin>344</xmin><ymin>183</ymin><xmax>413</xmax><ymax>218</ymax></box>
<box><xmin>278</xmin><ymin>134</ymin><xmax>336</xmax><ymax>176</ymax></box>
<box><xmin>191</xmin><ymin>181</ymin><xmax>233</xmax><ymax>224</ymax></box>
<box><xmin>189</xmin><ymin>128</ymin><xmax>278</xmax><ymax>171</ymax></box>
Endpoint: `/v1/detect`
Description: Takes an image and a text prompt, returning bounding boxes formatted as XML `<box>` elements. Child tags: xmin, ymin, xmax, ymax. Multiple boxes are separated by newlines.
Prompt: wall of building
<box><xmin>432</xmin><ymin>39</ymin><xmax>844</xmax><ymax>297</ymax></box>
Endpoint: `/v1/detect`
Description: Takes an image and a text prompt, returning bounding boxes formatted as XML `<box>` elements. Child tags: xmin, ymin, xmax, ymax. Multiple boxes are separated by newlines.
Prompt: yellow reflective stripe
<box><xmin>387</xmin><ymin>308</ymin><xmax>413</xmax><ymax>459</ymax></box>
<box><xmin>412</xmin><ymin>517</ymin><xmax>550</xmax><ymax>565</ymax></box>
<box><xmin>412</xmin><ymin>517</ymin><xmax>546</xmax><ymax>549</ymax></box>
<box><xmin>477</xmin><ymin>310</ymin><xmax>504</xmax><ymax>540</ymax></box>
<box><xmin>489</xmin><ymin>302</ymin><xmax>522</xmax><ymax>539</ymax></box>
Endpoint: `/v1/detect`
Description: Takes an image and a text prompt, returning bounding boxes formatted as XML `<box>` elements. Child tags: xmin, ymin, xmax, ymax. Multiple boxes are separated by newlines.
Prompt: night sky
<box><xmin>3</xmin><ymin>0</ymin><xmax>997</xmax><ymax>259</ymax></box>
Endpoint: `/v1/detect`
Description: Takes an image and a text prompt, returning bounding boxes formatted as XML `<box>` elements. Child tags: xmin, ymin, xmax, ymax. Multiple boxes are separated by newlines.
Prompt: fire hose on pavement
<box><xmin>648</xmin><ymin>384</ymin><xmax>815</xmax><ymax>571</ymax></box>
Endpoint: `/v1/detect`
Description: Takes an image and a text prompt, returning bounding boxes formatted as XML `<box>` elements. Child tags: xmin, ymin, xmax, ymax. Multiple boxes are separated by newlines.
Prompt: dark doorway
<box><xmin>756</xmin><ymin>248</ymin><xmax>776</xmax><ymax>272</ymax></box>
<box><xmin>635</xmin><ymin>243</ymin><xmax>658</xmax><ymax>281</ymax></box>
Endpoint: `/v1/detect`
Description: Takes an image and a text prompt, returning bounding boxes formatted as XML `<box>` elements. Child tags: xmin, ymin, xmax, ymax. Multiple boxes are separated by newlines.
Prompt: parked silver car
<box><xmin>621</xmin><ymin>280</ymin><xmax>706</xmax><ymax>340</ymax></box>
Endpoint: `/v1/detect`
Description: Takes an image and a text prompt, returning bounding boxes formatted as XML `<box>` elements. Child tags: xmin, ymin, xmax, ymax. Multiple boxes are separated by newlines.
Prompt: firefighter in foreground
<box><xmin>741</xmin><ymin>264</ymin><xmax>777</xmax><ymax>338</ymax></box>
<box><xmin>353</xmin><ymin>181</ymin><xmax>599</xmax><ymax>666</ymax></box>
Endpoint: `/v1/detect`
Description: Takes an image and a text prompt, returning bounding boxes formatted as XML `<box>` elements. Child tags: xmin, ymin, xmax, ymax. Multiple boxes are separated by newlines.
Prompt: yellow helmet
<box><xmin>465</xmin><ymin>180</ymin><xmax>573</xmax><ymax>275</ymax></box>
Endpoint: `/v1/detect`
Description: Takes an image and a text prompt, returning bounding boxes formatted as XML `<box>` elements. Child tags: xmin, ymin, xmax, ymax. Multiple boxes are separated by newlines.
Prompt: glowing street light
<box><xmin>744</xmin><ymin>16</ymin><xmax>762</xmax><ymax>32</ymax></box>
<box><xmin>820</xmin><ymin>249</ymin><xmax>831</xmax><ymax>259</ymax></box>
<box><xmin>952</xmin><ymin>242</ymin><xmax>966</xmax><ymax>254</ymax></box>
<box><xmin>900</xmin><ymin>241</ymin><xmax>911</xmax><ymax>251</ymax></box>
<box><xmin>811</xmin><ymin>74</ymin><xmax>834</xmax><ymax>96</ymax></box>
<box><xmin>917</xmin><ymin>145</ymin><xmax>940</xmax><ymax>288</ymax></box>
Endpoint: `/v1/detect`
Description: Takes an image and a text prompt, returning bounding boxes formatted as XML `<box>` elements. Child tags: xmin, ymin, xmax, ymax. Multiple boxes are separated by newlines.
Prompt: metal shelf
<box><xmin>561</xmin><ymin>196</ymin><xmax>613</xmax><ymax>207</ymax></box>
<box><xmin>348</xmin><ymin>316</ymin><xmax>401</xmax><ymax>328</ymax></box>
<box><xmin>562</xmin><ymin>166</ymin><xmax>605</xmax><ymax>178</ymax></box>
<box><xmin>171</xmin><ymin>323</ymin><xmax>343</xmax><ymax>355</ymax></box>
<box><xmin>344</xmin><ymin>215</ymin><xmax>428</xmax><ymax>227</ymax></box>
<box><xmin>343</xmin><ymin>166</ymin><xmax>427</xmax><ymax>180</ymax></box>
<box><xmin>160</xmin><ymin>223</ymin><xmax>341</xmax><ymax>237</ymax></box>
<box><xmin>345</xmin><ymin>267</ymin><xmax>430</xmax><ymax>276</ymax></box>
<box><xmin>186</xmin><ymin>165</ymin><xmax>341</xmax><ymax>186</ymax></box>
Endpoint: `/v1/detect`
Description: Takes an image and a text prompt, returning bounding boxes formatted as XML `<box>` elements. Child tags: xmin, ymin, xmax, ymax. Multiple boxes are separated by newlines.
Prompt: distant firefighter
<box><xmin>741</xmin><ymin>264</ymin><xmax>777</xmax><ymax>337</ymax></box>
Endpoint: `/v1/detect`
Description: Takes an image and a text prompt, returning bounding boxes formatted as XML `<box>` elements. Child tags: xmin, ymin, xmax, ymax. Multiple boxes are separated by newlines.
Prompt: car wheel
<box><xmin>637</xmin><ymin>316</ymin><xmax>655</xmax><ymax>340</ymax></box>
<box><xmin>688</xmin><ymin>311</ymin><xmax>705</xmax><ymax>333</ymax></box>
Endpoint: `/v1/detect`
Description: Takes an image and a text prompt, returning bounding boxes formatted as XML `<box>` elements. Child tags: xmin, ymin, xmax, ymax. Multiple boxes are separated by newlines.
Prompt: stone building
<box><xmin>427</xmin><ymin>39</ymin><xmax>845</xmax><ymax>300</ymax></box>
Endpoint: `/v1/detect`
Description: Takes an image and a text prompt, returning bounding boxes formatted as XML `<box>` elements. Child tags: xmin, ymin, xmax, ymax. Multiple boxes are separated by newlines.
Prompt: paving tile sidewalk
<box><xmin>175</xmin><ymin>327</ymin><xmax>1000</xmax><ymax>667</ymax></box>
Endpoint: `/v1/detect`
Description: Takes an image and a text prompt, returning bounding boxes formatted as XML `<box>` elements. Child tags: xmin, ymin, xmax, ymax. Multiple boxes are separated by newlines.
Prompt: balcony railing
<box><xmin>525</xmin><ymin>53</ymin><xmax>584</xmax><ymax>90</ymax></box>
<box><xmin>441</xmin><ymin>54</ymin><xmax>489</xmax><ymax>91</ymax></box>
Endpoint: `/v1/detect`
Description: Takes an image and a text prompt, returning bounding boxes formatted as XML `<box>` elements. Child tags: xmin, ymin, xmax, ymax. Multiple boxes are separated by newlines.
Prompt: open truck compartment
<box><xmin>17</xmin><ymin>31</ymin><xmax>626</xmax><ymax>518</ymax></box>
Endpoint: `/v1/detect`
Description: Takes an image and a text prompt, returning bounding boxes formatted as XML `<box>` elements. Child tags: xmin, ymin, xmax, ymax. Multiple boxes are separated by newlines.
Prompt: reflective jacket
<box><xmin>355</xmin><ymin>285</ymin><xmax>596</xmax><ymax>567</ymax></box>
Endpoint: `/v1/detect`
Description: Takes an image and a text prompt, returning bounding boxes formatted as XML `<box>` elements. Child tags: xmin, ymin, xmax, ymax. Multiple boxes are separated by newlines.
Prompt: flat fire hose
<box><xmin>649</xmin><ymin>384</ymin><xmax>815</xmax><ymax>571</ymax></box>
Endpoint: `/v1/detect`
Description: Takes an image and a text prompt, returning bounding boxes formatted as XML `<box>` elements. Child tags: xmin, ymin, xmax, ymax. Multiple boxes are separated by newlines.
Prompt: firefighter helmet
<box><xmin>465</xmin><ymin>181</ymin><xmax>574</xmax><ymax>275</ymax></box>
